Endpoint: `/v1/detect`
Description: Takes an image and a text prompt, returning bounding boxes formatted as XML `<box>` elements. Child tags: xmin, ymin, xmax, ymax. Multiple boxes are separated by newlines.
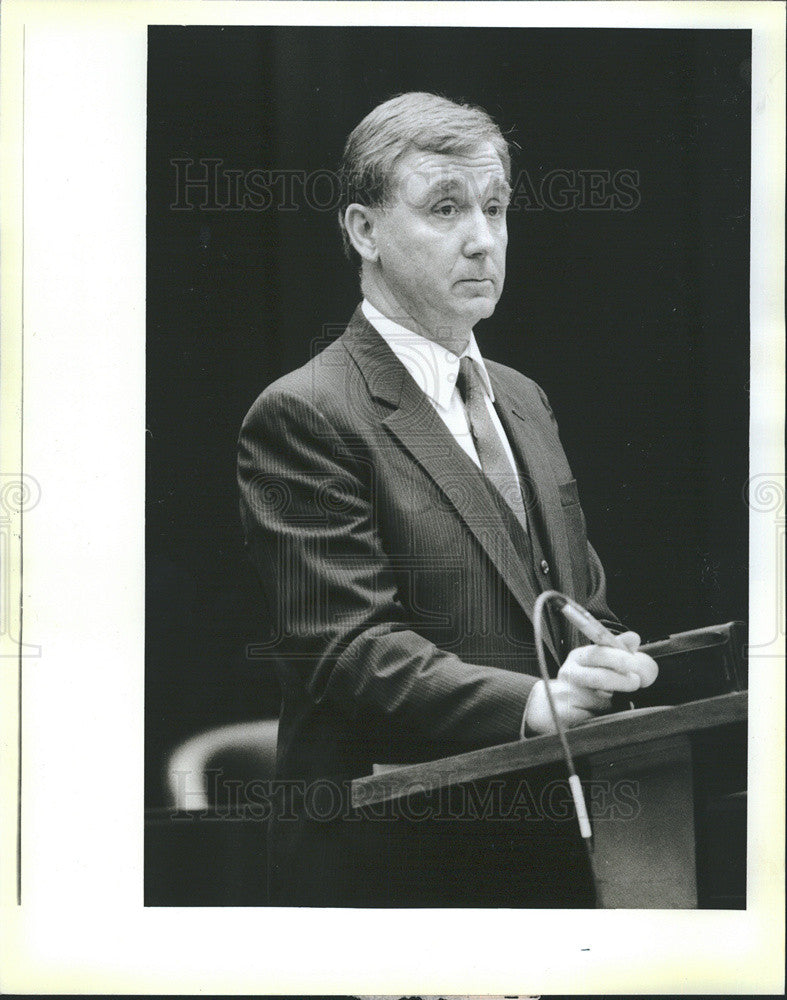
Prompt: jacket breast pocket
<box><xmin>558</xmin><ymin>479</ymin><xmax>590</xmax><ymax>598</ymax></box>
<box><xmin>558</xmin><ymin>479</ymin><xmax>580</xmax><ymax>508</ymax></box>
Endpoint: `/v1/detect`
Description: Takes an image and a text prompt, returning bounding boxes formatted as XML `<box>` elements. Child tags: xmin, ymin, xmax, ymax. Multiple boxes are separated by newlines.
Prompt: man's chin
<box><xmin>458</xmin><ymin>296</ymin><xmax>498</xmax><ymax>324</ymax></box>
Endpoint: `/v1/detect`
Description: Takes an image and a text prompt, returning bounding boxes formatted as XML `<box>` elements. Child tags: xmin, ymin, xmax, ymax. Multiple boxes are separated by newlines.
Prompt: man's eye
<box><xmin>434</xmin><ymin>203</ymin><xmax>458</xmax><ymax>217</ymax></box>
<box><xmin>486</xmin><ymin>203</ymin><xmax>504</xmax><ymax>217</ymax></box>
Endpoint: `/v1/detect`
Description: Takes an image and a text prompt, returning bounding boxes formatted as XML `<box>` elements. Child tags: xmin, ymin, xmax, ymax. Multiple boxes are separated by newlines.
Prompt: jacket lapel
<box><xmin>491</xmin><ymin>374</ymin><xmax>576</xmax><ymax>605</ymax></box>
<box><xmin>342</xmin><ymin>309</ymin><xmax>556</xmax><ymax>662</ymax></box>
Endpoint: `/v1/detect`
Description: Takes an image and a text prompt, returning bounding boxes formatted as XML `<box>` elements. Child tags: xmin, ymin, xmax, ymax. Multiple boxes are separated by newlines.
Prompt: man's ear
<box><xmin>344</xmin><ymin>204</ymin><xmax>381</xmax><ymax>263</ymax></box>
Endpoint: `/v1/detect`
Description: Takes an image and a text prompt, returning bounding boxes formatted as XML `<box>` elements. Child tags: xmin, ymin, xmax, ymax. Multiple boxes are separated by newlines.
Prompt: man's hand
<box><xmin>524</xmin><ymin>631</ymin><xmax>658</xmax><ymax>736</ymax></box>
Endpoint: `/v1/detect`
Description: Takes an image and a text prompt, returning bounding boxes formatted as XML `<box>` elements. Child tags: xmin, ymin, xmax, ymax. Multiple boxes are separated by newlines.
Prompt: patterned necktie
<box><xmin>456</xmin><ymin>355</ymin><xmax>529</xmax><ymax>533</ymax></box>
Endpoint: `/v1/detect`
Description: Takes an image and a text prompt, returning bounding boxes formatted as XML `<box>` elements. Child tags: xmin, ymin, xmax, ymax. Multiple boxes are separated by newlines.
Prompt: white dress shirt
<box><xmin>361</xmin><ymin>299</ymin><xmax>520</xmax><ymax>478</ymax></box>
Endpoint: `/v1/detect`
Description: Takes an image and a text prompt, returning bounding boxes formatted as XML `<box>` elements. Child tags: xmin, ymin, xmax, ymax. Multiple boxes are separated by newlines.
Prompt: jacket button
<box><xmin>540</xmin><ymin>559</ymin><xmax>550</xmax><ymax>574</ymax></box>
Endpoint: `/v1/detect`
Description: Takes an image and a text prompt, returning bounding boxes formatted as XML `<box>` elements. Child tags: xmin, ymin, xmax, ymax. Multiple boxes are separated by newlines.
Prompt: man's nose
<box><xmin>462</xmin><ymin>206</ymin><xmax>495</xmax><ymax>256</ymax></box>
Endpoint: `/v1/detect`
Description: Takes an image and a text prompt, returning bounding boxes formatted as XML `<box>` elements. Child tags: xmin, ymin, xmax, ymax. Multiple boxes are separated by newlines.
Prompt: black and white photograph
<box><xmin>145</xmin><ymin>24</ymin><xmax>750</xmax><ymax>910</ymax></box>
<box><xmin>1</xmin><ymin>1</ymin><xmax>784</xmax><ymax>994</ymax></box>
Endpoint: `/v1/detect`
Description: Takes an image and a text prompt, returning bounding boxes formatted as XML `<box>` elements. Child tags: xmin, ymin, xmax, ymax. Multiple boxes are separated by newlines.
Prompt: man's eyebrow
<box><xmin>493</xmin><ymin>180</ymin><xmax>513</xmax><ymax>201</ymax></box>
<box><xmin>422</xmin><ymin>177</ymin><xmax>463</xmax><ymax>197</ymax></box>
<box><xmin>422</xmin><ymin>176</ymin><xmax>512</xmax><ymax>200</ymax></box>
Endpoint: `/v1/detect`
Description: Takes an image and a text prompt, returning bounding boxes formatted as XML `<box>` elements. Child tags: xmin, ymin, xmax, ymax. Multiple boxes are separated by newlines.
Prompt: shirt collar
<box><xmin>361</xmin><ymin>298</ymin><xmax>495</xmax><ymax>411</ymax></box>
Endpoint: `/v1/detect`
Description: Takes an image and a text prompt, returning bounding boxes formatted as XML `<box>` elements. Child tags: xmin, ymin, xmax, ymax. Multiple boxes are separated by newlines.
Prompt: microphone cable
<box><xmin>531</xmin><ymin>589</ymin><xmax>600</xmax><ymax>877</ymax></box>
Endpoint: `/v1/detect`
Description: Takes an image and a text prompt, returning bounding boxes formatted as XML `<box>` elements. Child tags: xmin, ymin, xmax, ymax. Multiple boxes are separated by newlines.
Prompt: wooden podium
<box><xmin>351</xmin><ymin>691</ymin><xmax>747</xmax><ymax>908</ymax></box>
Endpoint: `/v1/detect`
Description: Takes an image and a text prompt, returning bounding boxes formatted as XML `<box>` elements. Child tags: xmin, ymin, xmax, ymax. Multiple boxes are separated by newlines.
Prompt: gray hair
<box><xmin>337</xmin><ymin>92</ymin><xmax>512</xmax><ymax>259</ymax></box>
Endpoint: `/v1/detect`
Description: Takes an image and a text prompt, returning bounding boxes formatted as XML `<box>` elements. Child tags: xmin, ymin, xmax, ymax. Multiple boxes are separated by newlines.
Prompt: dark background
<box><xmin>146</xmin><ymin>26</ymin><xmax>750</xmax><ymax>807</ymax></box>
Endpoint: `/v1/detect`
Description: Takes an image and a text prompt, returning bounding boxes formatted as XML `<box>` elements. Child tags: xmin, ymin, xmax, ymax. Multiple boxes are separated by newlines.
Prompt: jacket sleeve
<box><xmin>237</xmin><ymin>388</ymin><xmax>538</xmax><ymax>758</ymax></box>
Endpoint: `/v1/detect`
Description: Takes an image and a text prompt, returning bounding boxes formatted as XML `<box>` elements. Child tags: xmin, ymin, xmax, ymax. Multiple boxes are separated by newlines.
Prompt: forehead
<box><xmin>389</xmin><ymin>144</ymin><xmax>509</xmax><ymax>204</ymax></box>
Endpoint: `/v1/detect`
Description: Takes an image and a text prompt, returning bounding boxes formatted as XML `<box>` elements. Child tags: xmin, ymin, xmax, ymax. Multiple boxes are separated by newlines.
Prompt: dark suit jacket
<box><xmin>237</xmin><ymin>305</ymin><xmax>620</xmax><ymax>904</ymax></box>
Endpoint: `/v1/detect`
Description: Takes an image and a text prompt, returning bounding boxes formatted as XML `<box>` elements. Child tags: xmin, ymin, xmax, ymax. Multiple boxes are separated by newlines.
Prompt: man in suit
<box><xmin>237</xmin><ymin>92</ymin><xmax>657</xmax><ymax>905</ymax></box>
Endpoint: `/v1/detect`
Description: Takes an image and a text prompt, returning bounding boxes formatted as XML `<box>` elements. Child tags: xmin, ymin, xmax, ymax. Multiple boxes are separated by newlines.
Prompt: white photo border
<box><xmin>1</xmin><ymin>1</ymin><xmax>784</xmax><ymax>994</ymax></box>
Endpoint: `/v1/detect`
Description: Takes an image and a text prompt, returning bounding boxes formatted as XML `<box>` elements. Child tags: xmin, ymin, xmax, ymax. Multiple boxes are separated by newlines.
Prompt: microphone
<box><xmin>558</xmin><ymin>600</ymin><xmax>633</xmax><ymax>651</ymax></box>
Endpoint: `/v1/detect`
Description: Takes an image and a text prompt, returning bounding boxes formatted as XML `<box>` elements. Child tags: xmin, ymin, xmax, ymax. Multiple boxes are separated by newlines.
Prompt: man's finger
<box><xmin>617</xmin><ymin>630</ymin><xmax>641</xmax><ymax>653</ymax></box>
<box><xmin>561</xmin><ymin>661</ymin><xmax>642</xmax><ymax>693</ymax></box>
<box><xmin>572</xmin><ymin>644</ymin><xmax>658</xmax><ymax>687</ymax></box>
<box><xmin>567</xmin><ymin>685</ymin><xmax>613</xmax><ymax>711</ymax></box>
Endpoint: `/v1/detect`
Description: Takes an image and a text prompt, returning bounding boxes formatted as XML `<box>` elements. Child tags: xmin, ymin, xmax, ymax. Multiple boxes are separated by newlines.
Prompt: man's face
<box><xmin>371</xmin><ymin>143</ymin><xmax>510</xmax><ymax>340</ymax></box>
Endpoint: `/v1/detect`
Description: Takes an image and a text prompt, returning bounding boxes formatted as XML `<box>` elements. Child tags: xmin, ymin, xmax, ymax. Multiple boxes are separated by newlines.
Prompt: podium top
<box><xmin>351</xmin><ymin>691</ymin><xmax>747</xmax><ymax>809</ymax></box>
